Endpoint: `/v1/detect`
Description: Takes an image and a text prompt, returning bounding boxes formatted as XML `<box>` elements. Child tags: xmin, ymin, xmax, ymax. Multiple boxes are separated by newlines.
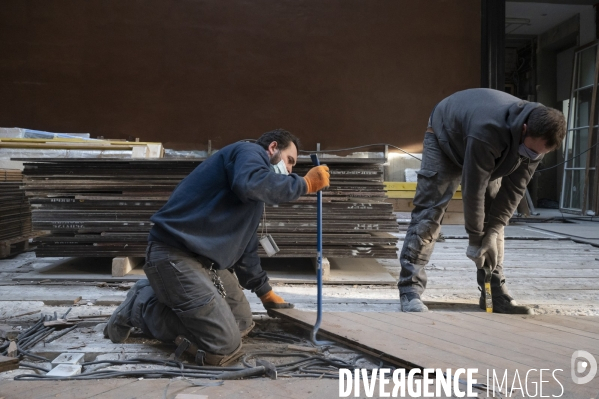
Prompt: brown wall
<box><xmin>0</xmin><ymin>0</ymin><xmax>480</xmax><ymax>153</ymax></box>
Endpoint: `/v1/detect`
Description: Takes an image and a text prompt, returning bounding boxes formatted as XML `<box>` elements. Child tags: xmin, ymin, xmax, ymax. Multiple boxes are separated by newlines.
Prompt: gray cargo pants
<box><xmin>127</xmin><ymin>241</ymin><xmax>254</xmax><ymax>356</ymax></box>
<box><xmin>398</xmin><ymin>132</ymin><xmax>509</xmax><ymax>297</ymax></box>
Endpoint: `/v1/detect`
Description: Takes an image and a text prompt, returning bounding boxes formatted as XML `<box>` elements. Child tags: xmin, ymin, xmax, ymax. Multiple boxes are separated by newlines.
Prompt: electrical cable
<box><xmin>537</xmin><ymin>141</ymin><xmax>599</xmax><ymax>172</ymax></box>
<box><xmin>83</xmin><ymin>358</ymin><xmax>241</xmax><ymax>372</ymax></box>
<box><xmin>14</xmin><ymin>351</ymin><xmax>392</xmax><ymax>381</ymax></box>
<box><xmin>14</xmin><ymin>369</ymin><xmax>220</xmax><ymax>381</ymax></box>
<box><xmin>45</xmin><ymin>324</ymin><xmax>79</xmax><ymax>344</ymax></box>
<box><xmin>8</xmin><ymin>317</ymin><xmax>392</xmax><ymax>382</ymax></box>
<box><xmin>241</xmin><ymin>352</ymin><xmax>385</xmax><ymax>379</ymax></box>
<box><xmin>1</xmin><ymin>314</ymin><xmax>54</xmax><ymax>362</ymax></box>
<box><xmin>19</xmin><ymin>362</ymin><xmax>51</xmax><ymax>373</ymax></box>
<box><xmin>61</xmin><ymin>307</ymin><xmax>72</xmax><ymax>319</ymax></box>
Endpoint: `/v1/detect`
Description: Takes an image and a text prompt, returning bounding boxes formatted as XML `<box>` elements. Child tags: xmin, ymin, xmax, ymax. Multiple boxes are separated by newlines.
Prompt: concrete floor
<box><xmin>0</xmin><ymin>214</ymin><xmax>598</xmax><ymax>398</ymax></box>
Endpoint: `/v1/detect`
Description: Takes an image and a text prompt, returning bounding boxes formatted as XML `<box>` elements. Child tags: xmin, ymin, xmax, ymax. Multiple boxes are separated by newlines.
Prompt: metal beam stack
<box><xmin>21</xmin><ymin>158</ymin><xmax>398</xmax><ymax>258</ymax></box>
<box><xmin>0</xmin><ymin>170</ymin><xmax>32</xmax><ymax>242</ymax></box>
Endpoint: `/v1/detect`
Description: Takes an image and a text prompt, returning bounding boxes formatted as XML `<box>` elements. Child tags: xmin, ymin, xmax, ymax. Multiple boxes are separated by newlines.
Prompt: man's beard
<box><xmin>270</xmin><ymin>150</ymin><xmax>281</xmax><ymax>165</ymax></box>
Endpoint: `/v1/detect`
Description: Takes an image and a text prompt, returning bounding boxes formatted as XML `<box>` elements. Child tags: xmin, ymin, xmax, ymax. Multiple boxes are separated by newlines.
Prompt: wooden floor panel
<box><xmin>271</xmin><ymin>309</ymin><xmax>599</xmax><ymax>398</ymax></box>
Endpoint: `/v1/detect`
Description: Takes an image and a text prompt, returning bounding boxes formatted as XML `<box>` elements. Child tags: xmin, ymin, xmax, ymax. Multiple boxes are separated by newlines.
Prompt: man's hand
<box><xmin>466</xmin><ymin>228</ymin><xmax>502</xmax><ymax>270</ymax></box>
<box><xmin>479</xmin><ymin>230</ymin><xmax>499</xmax><ymax>270</ymax></box>
<box><xmin>259</xmin><ymin>290</ymin><xmax>294</xmax><ymax>309</ymax></box>
<box><xmin>304</xmin><ymin>165</ymin><xmax>330</xmax><ymax>193</ymax></box>
<box><xmin>466</xmin><ymin>244</ymin><xmax>485</xmax><ymax>269</ymax></box>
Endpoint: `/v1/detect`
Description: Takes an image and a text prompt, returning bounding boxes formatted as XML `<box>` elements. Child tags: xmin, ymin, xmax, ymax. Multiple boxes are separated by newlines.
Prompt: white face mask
<box><xmin>269</xmin><ymin>150</ymin><xmax>289</xmax><ymax>175</ymax></box>
<box><xmin>518</xmin><ymin>143</ymin><xmax>542</xmax><ymax>160</ymax></box>
<box><xmin>518</xmin><ymin>131</ymin><xmax>543</xmax><ymax>160</ymax></box>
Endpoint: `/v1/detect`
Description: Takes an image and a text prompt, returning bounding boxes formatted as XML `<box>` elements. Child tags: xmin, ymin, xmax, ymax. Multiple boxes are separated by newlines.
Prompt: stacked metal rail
<box><xmin>0</xmin><ymin>169</ymin><xmax>36</xmax><ymax>258</ymax></box>
<box><xmin>20</xmin><ymin>158</ymin><xmax>398</xmax><ymax>258</ymax></box>
<box><xmin>0</xmin><ymin>170</ymin><xmax>32</xmax><ymax>241</ymax></box>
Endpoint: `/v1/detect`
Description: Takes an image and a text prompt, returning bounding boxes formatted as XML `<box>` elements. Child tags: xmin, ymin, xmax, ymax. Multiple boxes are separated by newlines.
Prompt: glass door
<box><xmin>560</xmin><ymin>42</ymin><xmax>599</xmax><ymax>215</ymax></box>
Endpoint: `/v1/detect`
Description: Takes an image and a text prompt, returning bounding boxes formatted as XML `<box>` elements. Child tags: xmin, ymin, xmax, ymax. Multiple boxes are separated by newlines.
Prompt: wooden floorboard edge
<box><xmin>268</xmin><ymin>309</ymin><xmax>421</xmax><ymax>370</ymax></box>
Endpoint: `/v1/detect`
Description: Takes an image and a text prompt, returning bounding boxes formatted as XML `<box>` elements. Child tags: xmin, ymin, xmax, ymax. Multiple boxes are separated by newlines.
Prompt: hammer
<box><xmin>215</xmin><ymin>359</ymin><xmax>277</xmax><ymax>380</ymax></box>
<box><xmin>483</xmin><ymin>263</ymin><xmax>493</xmax><ymax>313</ymax></box>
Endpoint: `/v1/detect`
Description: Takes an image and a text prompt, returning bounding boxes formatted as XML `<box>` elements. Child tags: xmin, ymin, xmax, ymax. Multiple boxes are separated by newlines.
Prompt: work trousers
<box><xmin>398</xmin><ymin>132</ymin><xmax>509</xmax><ymax>297</ymax></box>
<box><xmin>128</xmin><ymin>241</ymin><xmax>254</xmax><ymax>356</ymax></box>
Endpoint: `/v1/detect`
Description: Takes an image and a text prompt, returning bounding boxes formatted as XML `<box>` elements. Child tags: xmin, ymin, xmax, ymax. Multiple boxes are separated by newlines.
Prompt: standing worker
<box><xmin>104</xmin><ymin>129</ymin><xmax>330</xmax><ymax>365</ymax></box>
<box><xmin>398</xmin><ymin>88</ymin><xmax>566</xmax><ymax>314</ymax></box>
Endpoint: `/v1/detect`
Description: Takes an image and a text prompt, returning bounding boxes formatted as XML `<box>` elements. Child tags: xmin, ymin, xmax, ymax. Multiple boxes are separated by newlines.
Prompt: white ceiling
<box><xmin>506</xmin><ymin>2</ymin><xmax>592</xmax><ymax>35</ymax></box>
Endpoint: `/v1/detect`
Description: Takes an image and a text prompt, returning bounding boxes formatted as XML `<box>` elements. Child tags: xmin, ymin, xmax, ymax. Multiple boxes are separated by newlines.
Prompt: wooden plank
<box><xmin>343</xmin><ymin>312</ymin><xmax>571</xmax><ymax>381</ymax></box>
<box><xmin>386</xmin><ymin>190</ymin><xmax>418</xmax><ymax>199</ymax></box>
<box><xmin>270</xmin><ymin>309</ymin><xmax>596</xmax><ymax>397</ymax></box>
<box><xmin>522</xmin><ymin>314</ymin><xmax>599</xmax><ymax>333</ymax></box>
<box><xmin>111</xmin><ymin>257</ymin><xmax>145</xmax><ymax>277</ymax></box>
<box><xmin>413</xmin><ymin>311</ymin><xmax>599</xmax><ymax>359</ymax></box>
<box><xmin>310</xmin><ymin>257</ymin><xmax>330</xmax><ymax>280</ymax></box>
<box><xmin>517</xmin><ymin>314</ymin><xmax>599</xmax><ymax>334</ymax></box>
<box><xmin>431</xmin><ymin>312</ymin><xmax>599</xmax><ymax>356</ymax></box>
<box><xmin>384</xmin><ymin>182</ymin><xmax>419</xmax><ymax>190</ymax></box>
<box><xmin>268</xmin><ymin>308</ymin><xmax>484</xmax><ymax>374</ymax></box>
<box><xmin>411</xmin><ymin>312</ymin><xmax>589</xmax><ymax>357</ymax></box>
<box><xmin>331</xmin><ymin>312</ymin><xmax>546</xmax><ymax>375</ymax></box>
<box><xmin>0</xmin><ymin>235</ymin><xmax>35</xmax><ymax>259</ymax></box>
<box><xmin>469</xmin><ymin>312</ymin><xmax>599</xmax><ymax>342</ymax></box>
<box><xmin>0</xmin><ymin>355</ymin><xmax>19</xmax><ymax>372</ymax></box>
<box><xmin>380</xmin><ymin>312</ymin><xmax>573</xmax><ymax>370</ymax></box>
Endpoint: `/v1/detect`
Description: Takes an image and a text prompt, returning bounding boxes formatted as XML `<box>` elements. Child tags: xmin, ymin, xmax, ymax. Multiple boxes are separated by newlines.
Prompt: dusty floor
<box><xmin>0</xmin><ymin>213</ymin><xmax>598</xmax><ymax>398</ymax></box>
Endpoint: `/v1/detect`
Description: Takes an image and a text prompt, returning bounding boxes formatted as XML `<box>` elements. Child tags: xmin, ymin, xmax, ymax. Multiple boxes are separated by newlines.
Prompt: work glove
<box><xmin>466</xmin><ymin>226</ymin><xmax>503</xmax><ymax>271</ymax></box>
<box><xmin>303</xmin><ymin>165</ymin><xmax>330</xmax><ymax>193</ymax></box>
<box><xmin>259</xmin><ymin>290</ymin><xmax>294</xmax><ymax>309</ymax></box>
<box><xmin>495</xmin><ymin>227</ymin><xmax>504</xmax><ymax>267</ymax></box>
<box><xmin>466</xmin><ymin>241</ymin><xmax>485</xmax><ymax>269</ymax></box>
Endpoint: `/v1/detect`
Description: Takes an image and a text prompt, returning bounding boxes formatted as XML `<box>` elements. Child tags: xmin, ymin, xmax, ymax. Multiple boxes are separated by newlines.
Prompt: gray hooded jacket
<box><xmin>430</xmin><ymin>88</ymin><xmax>542</xmax><ymax>244</ymax></box>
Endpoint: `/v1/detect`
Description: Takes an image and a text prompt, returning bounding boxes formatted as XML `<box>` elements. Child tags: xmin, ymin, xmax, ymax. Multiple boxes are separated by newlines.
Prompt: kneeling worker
<box><xmin>104</xmin><ymin>129</ymin><xmax>330</xmax><ymax>365</ymax></box>
<box><xmin>398</xmin><ymin>88</ymin><xmax>566</xmax><ymax>314</ymax></box>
